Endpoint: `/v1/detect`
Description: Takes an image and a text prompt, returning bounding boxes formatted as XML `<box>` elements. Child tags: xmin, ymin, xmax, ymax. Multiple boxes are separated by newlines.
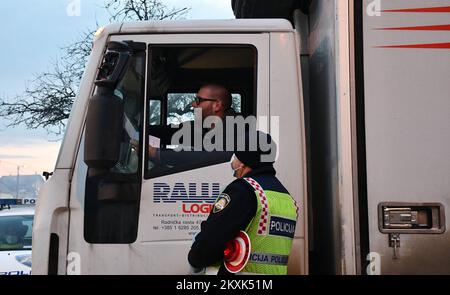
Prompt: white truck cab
<box><xmin>33</xmin><ymin>19</ymin><xmax>307</xmax><ymax>275</ymax></box>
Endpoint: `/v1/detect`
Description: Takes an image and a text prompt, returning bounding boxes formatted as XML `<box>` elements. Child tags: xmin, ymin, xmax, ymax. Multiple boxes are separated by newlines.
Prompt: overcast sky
<box><xmin>0</xmin><ymin>0</ymin><xmax>234</xmax><ymax>176</ymax></box>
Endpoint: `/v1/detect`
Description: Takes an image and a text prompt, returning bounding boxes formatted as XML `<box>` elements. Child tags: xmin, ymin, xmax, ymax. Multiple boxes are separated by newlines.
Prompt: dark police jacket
<box><xmin>187</xmin><ymin>165</ymin><xmax>290</xmax><ymax>275</ymax></box>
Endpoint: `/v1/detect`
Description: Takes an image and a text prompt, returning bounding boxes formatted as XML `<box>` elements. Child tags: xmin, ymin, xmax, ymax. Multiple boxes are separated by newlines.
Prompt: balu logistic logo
<box><xmin>153</xmin><ymin>182</ymin><xmax>220</xmax><ymax>214</ymax></box>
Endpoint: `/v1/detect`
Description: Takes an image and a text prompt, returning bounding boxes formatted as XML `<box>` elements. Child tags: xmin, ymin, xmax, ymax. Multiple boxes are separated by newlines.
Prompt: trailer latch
<box><xmin>378</xmin><ymin>202</ymin><xmax>446</xmax><ymax>259</ymax></box>
<box><xmin>383</xmin><ymin>208</ymin><xmax>421</xmax><ymax>229</ymax></box>
<box><xmin>378</xmin><ymin>203</ymin><xmax>445</xmax><ymax>234</ymax></box>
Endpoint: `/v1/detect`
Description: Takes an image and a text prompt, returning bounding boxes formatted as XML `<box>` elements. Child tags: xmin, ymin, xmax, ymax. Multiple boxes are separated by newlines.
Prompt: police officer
<box><xmin>188</xmin><ymin>131</ymin><xmax>298</xmax><ymax>275</ymax></box>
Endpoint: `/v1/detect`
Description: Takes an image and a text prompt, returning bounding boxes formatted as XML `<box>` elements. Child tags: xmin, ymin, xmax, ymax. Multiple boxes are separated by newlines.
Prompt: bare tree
<box><xmin>0</xmin><ymin>30</ymin><xmax>94</xmax><ymax>134</ymax></box>
<box><xmin>106</xmin><ymin>0</ymin><xmax>189</xmax><ymax>21</ymax></box>
<box><xmin>0</xmin><ymin>0</ymin><xmax>189</xmax><ymax>135</ymax></box>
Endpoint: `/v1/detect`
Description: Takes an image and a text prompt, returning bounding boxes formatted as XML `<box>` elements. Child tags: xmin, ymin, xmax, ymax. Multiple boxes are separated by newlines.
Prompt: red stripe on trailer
<box><xmin>376</xmin><ymin>42</ymin><xmax>450</xmax><ymax>49</ymax></box>
<box><xmin>382</xmin><ymin>6</ymin><xmax>450</xmax><ymax>13</ymax></box>
<box><xmin>375</xmin><ymin>24</ymin><xmax>450</xmax><ymax>31</ymax></box>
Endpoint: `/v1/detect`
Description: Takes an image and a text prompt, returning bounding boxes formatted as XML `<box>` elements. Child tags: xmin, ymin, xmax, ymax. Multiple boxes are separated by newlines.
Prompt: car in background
<box><xmin>0</xmin><ymin>202</ymin><xmax>34</xmax><ymax>275</ymax></box>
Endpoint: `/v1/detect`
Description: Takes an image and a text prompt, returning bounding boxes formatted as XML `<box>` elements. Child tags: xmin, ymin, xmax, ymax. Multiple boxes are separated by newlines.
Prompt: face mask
<box><xmin>5</xmin><ymin>235</ymin><xmax>18</xmax><ymax>244</ymax></box>
<box><xmin>230</xmin><ymin>161</ymin><xmax>243</xmax><ymax>178</ymax></box>
<box><xmin>230</xmin><ymin>154</ymin><xmax>243</xmax><ymax>178</ymax></box>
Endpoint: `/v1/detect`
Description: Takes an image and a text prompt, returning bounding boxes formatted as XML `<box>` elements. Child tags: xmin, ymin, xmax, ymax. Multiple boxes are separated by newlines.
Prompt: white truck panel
<box><xmin>363</xmin><ymin>0</ymin><xmax>450</xmax><ymax>274</ymax></box>
<box><xmin>269</xmin><ymin>32</ymin><xmax>308</xmax><ymax>274</ymax></box>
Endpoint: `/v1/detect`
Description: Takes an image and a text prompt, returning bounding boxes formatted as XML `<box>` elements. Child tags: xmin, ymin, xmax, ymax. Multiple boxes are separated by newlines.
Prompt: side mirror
<box><xmin>84</xmin><ymin>88</ymin><xmax>124</xmax><ymax>169</ymax></box>
<box><xmin>94</xmin><ymin>41</ymin><xmax>132</xmax><ymax>88</ymax></box>
<box><xmin>84</xmin><ymin>42</ymin><xmax>129</xmax><ymax>169</ymax></box>
<box><xmin>84</xmin><ymin>41</ymin><xmax>145</xmax><ymax>169</ymax></box>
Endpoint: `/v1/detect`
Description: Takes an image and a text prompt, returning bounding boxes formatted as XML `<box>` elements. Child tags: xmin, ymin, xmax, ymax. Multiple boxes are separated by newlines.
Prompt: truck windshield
<box><xmin>0</xmin><ymin>215</ymin><xmax>33</xmax><ymax>251</ymax></box>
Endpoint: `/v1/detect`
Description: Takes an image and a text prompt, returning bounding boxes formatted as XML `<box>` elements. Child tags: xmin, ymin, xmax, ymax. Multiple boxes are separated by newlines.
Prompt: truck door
<box><xmin>361</xmin><ymin>0</ymin><xmax>450</xmax><ymax>274</ymax></box>
<box><xmin>68</xmin><ymin>32</ymin><xmax>270</xmax><ymax>274</ymax></box>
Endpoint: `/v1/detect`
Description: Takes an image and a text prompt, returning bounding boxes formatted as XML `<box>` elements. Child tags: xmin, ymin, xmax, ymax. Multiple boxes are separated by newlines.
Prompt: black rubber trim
<box><xmin>354</xmin><ymin>0</ymin><xmax>370</xmax><ymax>275</ymax></box>
<box><xmin>48</xmin><ymin>233</ymin><xmax>59</xmax><ymax>275</ymax></box>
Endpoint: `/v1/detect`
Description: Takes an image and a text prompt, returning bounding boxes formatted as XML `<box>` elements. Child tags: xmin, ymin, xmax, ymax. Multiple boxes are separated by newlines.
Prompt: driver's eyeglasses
<box><xmin>194</xmin><ymin>96</ymin><xmax>218</xmax><ymax>104</ymax></box>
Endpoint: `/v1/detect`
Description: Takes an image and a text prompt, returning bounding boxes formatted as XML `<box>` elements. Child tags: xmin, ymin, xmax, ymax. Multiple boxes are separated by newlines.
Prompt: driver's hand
<box><xmin>130</xmin><ymin>139</ymin><xmax>158</xmax><ymax>159</ymax></box>
<box><xmin>148</xmin><ymin>146</ymin><xmax>157</xmax><ymax>158</ymax></box>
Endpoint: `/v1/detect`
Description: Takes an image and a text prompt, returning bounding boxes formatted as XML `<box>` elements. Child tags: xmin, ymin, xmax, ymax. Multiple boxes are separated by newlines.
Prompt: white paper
<box><xmin>124</xmin><ymin>116</ymin><xmax>139</xmax><ymax>141</ymax></box>
<box><xmin>149</xmin><ymin>135</ymin><xmax>160</xmax><ymax>148</ymax></box>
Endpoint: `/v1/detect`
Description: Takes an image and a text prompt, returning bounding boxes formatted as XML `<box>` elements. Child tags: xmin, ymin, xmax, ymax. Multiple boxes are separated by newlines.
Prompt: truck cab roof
<box><xmin>102</xmin><ymin>19</ymin><xmax>294</xmax><ymax>36</ymax></box>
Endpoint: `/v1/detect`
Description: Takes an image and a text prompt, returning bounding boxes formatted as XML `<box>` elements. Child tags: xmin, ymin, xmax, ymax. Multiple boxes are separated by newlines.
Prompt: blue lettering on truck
<box><xmin>153</xmin><ymin>183</ymin><xmax>220</xmax><ymax>204</ymax></box>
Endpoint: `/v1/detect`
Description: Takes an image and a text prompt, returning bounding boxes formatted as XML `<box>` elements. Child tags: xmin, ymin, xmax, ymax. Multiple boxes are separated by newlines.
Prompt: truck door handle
<box><xmin>379</xmin><ymin>202</ymin><xmax>445</xmax><ymax>234</ymax></box>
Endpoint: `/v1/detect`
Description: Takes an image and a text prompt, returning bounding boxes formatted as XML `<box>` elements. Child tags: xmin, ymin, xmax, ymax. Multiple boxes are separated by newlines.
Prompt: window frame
<box><xmin>164</xmin><ymin>92</ymin><xmax>244</xmax><ymax>125</ymax></box>
<box><xmin>144</xmin><ymin>43</ymin><xmax>258</xmax><ymax>180</ymax></box>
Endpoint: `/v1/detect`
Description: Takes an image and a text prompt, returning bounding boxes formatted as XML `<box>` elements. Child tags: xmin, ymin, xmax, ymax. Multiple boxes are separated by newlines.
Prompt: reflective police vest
<box><xmin>241</xmin><ymin>177</ymin><xmax>298</xmax><ymax>275</ymax></box>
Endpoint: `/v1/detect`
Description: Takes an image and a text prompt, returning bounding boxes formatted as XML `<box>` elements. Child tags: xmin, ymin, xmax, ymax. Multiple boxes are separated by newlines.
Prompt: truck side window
<box><xmin>149</xmin><ymin>100</ymin><xmax>162</xmax><ymax>125</ymax></box>
<box><xmin>166</xmin><ymin>93</ymin><xmax>242</xmax><ymax>125</ymax></box>
<box><xmin>145</xmin><ymin>45</ymin><xmax>256</xmax><ymax>179</ymax></box>
<box><xmin>84</xmin><ymin>50</ymin><xmax>146</xmax><ymax>244</ymax></box>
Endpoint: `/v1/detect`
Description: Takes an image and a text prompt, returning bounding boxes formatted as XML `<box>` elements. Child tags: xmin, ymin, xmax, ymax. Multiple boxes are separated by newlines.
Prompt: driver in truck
<box><xmin>146</xmin><ymin>83</ymin><xmax>237</xmax><ymax>164</ymax></box>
